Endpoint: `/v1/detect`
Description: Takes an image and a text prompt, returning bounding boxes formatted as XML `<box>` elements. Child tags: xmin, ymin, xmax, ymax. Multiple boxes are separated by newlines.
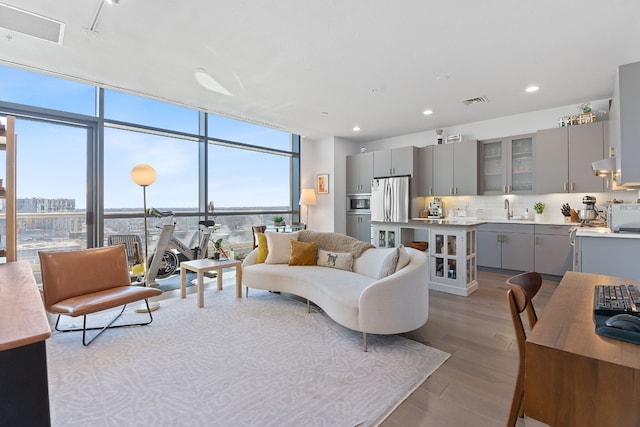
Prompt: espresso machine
<box><xmin>428</xmin><ymin>197</ymin><xmax>444</xmax><ymax>219</ymax></box>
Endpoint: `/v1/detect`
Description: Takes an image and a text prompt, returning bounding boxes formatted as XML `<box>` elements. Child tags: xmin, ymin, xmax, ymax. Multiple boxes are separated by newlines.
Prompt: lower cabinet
<box><xmin>429</xmin><ymin>226</ymin><xmax>479</xmax><ymax>296</ymax></box>
<box><xmin>477</xmin><ymin>223</ymin><xmax>534</xmax><ymax>272</ymax></box>
<box><xmin>372</xmin><ymin>225</ymin><xmax>400</xmax><ymax>248</ymax></box>
<box><xmin>478</xmin><ymin>223</ymin><xmax>573</xmax><ymax>276</ymax></box>
<box><xmin>575</xmin><ymin>236</ymin><xmax>640</xmax><ymax>279</ymax></box>
<box><xmin>346</xmin><ymin>214</ymin><xmax>371</xmax><ymax>243</ymax></box>
<box><xmin>534</xmin><ymin>225</ymin><xmax>573</xmax><ymax>276</ymax></box>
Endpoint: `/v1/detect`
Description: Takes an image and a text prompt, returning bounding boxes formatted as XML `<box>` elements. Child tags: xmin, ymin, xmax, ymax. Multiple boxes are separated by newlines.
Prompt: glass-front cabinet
<box><xmin>481</xmin><ymin>134</ymin><xmax>534</xmax><ymax>194</ymax></box>
<box><xmin>429</xmin><ymin>226</ymin><xmax>478</xmax><ymax>296</ymax></box>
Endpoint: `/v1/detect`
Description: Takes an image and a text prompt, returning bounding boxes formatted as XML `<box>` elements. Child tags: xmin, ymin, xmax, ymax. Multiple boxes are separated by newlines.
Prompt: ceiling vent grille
<box><xmin>0</xmin><ymin>3</ymin><xmax>64</xmax><ymax>44</ymax></box>
<box><xmin>462</xmin><ymin>96</ymin><xmax>489</xmax><ymax>106</ymax></box>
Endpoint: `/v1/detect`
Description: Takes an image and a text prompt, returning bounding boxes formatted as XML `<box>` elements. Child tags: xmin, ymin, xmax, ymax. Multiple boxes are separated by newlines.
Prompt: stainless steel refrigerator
<box><xmin>370</xmin><ymin>176</ymin><xmax>410</xmax><ymax>222</ymax></box>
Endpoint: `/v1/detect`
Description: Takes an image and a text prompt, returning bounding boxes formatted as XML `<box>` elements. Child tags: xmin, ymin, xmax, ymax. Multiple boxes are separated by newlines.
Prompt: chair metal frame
<box><xmin>53</xmin><ymin>300</ymin><xmax>156</xmax><ymax>346</ymax></box>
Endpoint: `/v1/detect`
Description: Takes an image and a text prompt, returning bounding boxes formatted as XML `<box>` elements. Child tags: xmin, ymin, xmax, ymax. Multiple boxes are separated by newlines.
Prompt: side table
<box><xmin>180</xmin><ymin>258</ymin><xmax>243</xmax><ymax>307</ymax></box>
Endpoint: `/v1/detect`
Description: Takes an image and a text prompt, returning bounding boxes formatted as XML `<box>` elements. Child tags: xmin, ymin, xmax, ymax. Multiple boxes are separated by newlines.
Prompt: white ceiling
<box><xmin>1</xmin><ymin>0</ymin><xmax>639</xmax><ymax>142</ymax></box>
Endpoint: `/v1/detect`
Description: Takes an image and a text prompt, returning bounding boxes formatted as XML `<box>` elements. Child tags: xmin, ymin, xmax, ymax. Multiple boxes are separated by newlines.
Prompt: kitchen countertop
<box><xmin>576</xmin><ymin>227</ymin><xmax>640</xmax><ymax>239</ymax></box>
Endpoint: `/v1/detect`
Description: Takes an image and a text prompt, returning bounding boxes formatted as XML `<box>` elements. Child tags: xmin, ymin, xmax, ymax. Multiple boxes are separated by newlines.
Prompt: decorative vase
<box><xmin>534</xmin><ymin>213</ymin><xmax>544</xmax><ymax>223</ymax></box>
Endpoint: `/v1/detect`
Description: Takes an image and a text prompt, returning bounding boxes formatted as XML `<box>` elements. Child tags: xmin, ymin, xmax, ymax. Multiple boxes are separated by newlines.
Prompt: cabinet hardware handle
<box><xmin>536</xmin><ymin>236</ymin><xmax>540</xmax><ymax>244</ymax></box>
<box><xmin>563</xmin><ymin>182</ymin><xmax>568</xmax><ymax>192</ymax></box>
<box><xmin>454</xmin><ymin>187</ymin><xmax>458</xmax><ymax>195</ymax></box>
<box><xmin>429</xmin><ymin>187</ymin><xmax>433</xmax><ymax>196</ymax></box>
<box><xmin>507</xmin><ymin>185</ymin><xmax>511</xmax><ymax>193</ymax></box>
<box><xmin>504</xmin><ymin>185</ymin><xmax>507</xmax><ymax>193</ymax></box>
<box><xmin>570</xmin><ymin>182</ymin><xmax>575</xmax><ymax>192</ymax></box>
<box><xmin>497</xmin><ymin>235</ymin><xmax>501</xmax><ymax>243</ymax></box>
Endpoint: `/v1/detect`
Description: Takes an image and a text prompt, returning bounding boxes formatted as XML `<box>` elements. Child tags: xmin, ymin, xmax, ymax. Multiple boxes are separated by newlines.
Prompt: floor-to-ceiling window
<box><xmin>0</xmin><ymin>64</ymin><xmax>300</xmax><ymax>275</ymax></box>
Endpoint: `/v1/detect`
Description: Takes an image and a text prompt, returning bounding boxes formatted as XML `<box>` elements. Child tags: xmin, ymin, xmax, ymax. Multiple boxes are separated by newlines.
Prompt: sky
<box><xmin>0</xmin><ymin>65</ymin><xmax>293</xmax><ymax>210</ymax></box>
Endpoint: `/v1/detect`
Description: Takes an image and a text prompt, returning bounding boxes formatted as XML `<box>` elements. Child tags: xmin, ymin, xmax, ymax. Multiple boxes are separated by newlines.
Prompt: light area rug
<box><xmin>47</xmin><ymin>285</ymin><xmax>449</xmax><ymax>427</ymax></box>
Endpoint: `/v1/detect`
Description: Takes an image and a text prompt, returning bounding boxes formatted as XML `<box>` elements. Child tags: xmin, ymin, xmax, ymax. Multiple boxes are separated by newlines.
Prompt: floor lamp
<box><xmin>131</xmin><ymin>164</ymin><xmax>160</xmax><ymax>312</ymax></box>
<box><xmin>299</xmin><ymin>188</ymin><xmax>317</xmax><ymax>228</ymax></box>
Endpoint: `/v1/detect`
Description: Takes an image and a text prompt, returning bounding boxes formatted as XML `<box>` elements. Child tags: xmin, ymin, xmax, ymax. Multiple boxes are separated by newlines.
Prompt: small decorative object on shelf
<box><xmin>558</xmin><ymin>103</ymin><xmax>596</xmax><ymax>126</ymax></box>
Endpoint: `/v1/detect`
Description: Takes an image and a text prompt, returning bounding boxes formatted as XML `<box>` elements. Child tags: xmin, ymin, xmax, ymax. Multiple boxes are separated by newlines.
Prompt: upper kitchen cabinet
<box><xmin>611</xmin><ymin>61</ymin><xmax>640</xmax><ymax>186</ymax></box>
<box><xmin>433</xmin><ymin>140</ymin><xmax>478</xmax><ymax>196</ymax></box>
<box><xmin>373</xmin><ymin>146</ymin><xmax>415</xmax><ymax>177</ymax></box>
<box><xmin>480</xmin><ymin>134</ymin><xmax>534</xmax><ymax>194</ymax></box>
<box><xmin>346</xmin><ymin>151</ymin><xmax>374</xmax><ymax>194</ymax></box>
<box><xmin>418</xmin><ymin>146</ymin><xmax>434</xmax><ymax>196</ymax></box>
<box><xmin>535</xmin><ymin>121</ymin><xmax>604</xmax><ymax>194</ymax></box>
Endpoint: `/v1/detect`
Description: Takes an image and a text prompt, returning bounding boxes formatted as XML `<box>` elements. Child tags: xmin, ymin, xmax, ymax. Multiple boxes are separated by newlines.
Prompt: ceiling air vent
<box><xmin>0</xmin><ymin>3</ymin><xmax>64</xmax><ymax>44</ymax></box>
<box><xmin>462</xmin><ymin>96</ymin><xmax>489</xmax><ymax>106</ymax></box>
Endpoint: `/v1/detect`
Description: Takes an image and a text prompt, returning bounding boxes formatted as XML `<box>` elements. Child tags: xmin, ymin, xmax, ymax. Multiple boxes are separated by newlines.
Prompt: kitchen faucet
<box><xmin>504</xmin><ymin>198</ymin><xmax>512</xmax><ymax>219</ymax></box>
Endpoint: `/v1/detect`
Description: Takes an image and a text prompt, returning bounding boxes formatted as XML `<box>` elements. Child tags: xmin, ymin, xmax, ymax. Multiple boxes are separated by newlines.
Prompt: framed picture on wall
<box><xmin>317</xmin><ymin>174</ymin><xmax>329</xmax><ymax>194</ymax></box>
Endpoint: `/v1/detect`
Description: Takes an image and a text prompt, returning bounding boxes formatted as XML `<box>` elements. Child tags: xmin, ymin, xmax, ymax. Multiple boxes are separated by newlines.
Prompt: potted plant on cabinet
<box><xmin>272</xmin><ymin>215</ymin><xmax>285</xmax><ymax>227</ymax></box>
<box><xmin>533</xmin><ymin>202</ymin><xmax>545</xmax><ymax>223</ymax></box>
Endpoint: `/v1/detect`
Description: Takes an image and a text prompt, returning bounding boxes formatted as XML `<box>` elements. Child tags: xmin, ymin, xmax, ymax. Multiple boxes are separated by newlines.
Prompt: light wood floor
<box><xmin>381</xmin><ymin>270</ymin><xmax>556</xmax><ymax>427</ymax></box>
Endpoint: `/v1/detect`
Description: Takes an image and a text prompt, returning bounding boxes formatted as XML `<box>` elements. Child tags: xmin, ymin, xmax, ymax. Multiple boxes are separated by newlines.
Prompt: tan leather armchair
<box><xmin>39</xmin><ymin>245</ymin><xmax>163</xmax><ymax>346</ymax></box>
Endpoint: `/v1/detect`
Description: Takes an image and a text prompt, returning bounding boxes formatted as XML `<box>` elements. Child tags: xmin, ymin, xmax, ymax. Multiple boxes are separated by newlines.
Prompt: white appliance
<box><xmin>370</xmin><ymin>176</ymin><xmax>410</xmax><ymax>222</ymax></box>
<box><xmin>608</xmin><ymin>203</ymin><xmax>640</xmax><ymax>232</ymax></box>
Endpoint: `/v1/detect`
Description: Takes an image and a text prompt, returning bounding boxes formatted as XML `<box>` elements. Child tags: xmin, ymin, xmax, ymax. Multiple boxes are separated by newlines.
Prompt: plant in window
<box><xmin>272</xmin><ymin>215</ymin><xmax>285</xmax><ymax>226</ymax></box>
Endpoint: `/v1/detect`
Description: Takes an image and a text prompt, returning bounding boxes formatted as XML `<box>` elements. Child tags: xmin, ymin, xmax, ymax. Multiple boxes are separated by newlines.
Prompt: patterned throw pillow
<box><xmin>289</xmin><ymin>240</ymin><xmax>318</xmax><ymax>266</ymax></box>
<box><xmin>317</xmin><ymin>249</ymin><xmax>354</xmax><ymax>271</ymax></box>
<box><xmin>377</xmin><ymin>247</ymin><xmax>400</xmax><ymax>279</ymax></box>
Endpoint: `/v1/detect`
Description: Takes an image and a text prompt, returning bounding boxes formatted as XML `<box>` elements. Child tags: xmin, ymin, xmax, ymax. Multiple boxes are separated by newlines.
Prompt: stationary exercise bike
<box><xmin>146</xmin><ymin>208</ymin><xmax>217</xmax><ymax>283</ymax></box>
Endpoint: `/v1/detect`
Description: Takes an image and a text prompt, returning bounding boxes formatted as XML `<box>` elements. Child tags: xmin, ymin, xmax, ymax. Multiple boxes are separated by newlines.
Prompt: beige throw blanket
<box><xmin>298</xmin><ymin>231</ymin><xmax>374</xmax><ymax>258</ymax></box>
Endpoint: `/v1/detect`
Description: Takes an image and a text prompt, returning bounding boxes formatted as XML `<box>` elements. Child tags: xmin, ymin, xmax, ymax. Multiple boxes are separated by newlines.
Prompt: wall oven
<box><xmin>347</xmin><ymin>194</ymin><xmax>371</xmax><ymax>213</ymax></box>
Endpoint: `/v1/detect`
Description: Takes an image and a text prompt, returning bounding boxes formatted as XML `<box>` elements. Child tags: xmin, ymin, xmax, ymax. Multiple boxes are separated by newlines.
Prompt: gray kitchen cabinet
<box><xmin>346</xmin><ymin>152</ymin><xmax>373</xmax><ymax>194</ymax></box>
<box><xmin>418</xmin><ymin>145</ymin><xmax>434</xmax><ymax>196</ymax></box>
<box><xmin>477</xmin><ymin>223</ymin><xmax>534</xmax><ymax>271</ymax></box>
<box><xmin>480</xmin><ymin>134</ymin><xmax>534</xmax><ymax>195</ymax></box>
<box><xmin>433</xmin><ymin>140</ymin><xmax>478</xmax><ymax>196</ymax></box>
<box><xmin>373</xmin><ymin>146</ymin><xmax>415</xmax><ymax>177</ymax></box>
<box><xmin>535</xmin><ymin>122</ymin><xmax>604</xmax><ymax>194</ymax></box>
<box><xmin>534</xmin><ymin>225</ymin><xmax>573</xmax><ymax>276</ymax></box>
<box><xmin>611</xmin><ymin>61</ymin><xmax>640</xmax><ymax>186</ymax></box>
<box><xmin>346</xmin><ymin>214</ymin><xmax>371</xmax><ymax>243</ymax></box>
<box><xmin>575</xmin><ymin>235</ymin><xmax>640</xmax><ymax>279</ymax></box>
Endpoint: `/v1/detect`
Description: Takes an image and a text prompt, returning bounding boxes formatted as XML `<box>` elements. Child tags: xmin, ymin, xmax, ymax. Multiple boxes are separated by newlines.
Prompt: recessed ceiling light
<box><xmin>321</xmin><ymin>111</ymin><xmax>329</xmax><ymax>115</ymax></box>
<box><xmin>423</xmin><ymin>109</ymin><xmax>433</xmax><ymax>116</ymax></box>
<box><xmin>194</xmin><ymin>68</ymin><xmax>233</xmax><ymax>97</ymax></box>
<box><xmin>353</xmin><ymin>126</ymin><xmax>361</xmax><ymax>132</ymax></box>
<box><xmin>525</xmin><ymin>85</ymin><xmax>540</xmax><ymax>93</ymax></box>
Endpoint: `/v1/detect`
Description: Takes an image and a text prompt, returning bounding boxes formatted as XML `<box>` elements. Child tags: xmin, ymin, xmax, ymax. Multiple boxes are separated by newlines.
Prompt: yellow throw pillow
<box><xmin>289</xmin><ymin>240</ymin><xmax>318</xmax><ymax>266</ymax></box>
<box><xmin>256</xmin><ymin>233</ymin><xmax>268</xmax><ymax>263</ymax></box>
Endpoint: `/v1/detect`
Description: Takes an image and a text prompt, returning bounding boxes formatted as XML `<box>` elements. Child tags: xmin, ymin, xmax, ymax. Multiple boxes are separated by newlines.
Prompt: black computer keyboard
<box><xmin>593</xmin><ymin>284</ymin><xmax>640</xmax><ymax>317</ymax></box>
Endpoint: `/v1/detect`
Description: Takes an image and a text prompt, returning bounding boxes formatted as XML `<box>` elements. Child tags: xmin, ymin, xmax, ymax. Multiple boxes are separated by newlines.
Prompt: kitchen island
<box><xmin>574</xmin><ymin>227</ymin><xmax>640</xmax><ymax>279</ymax></box>
<box><xmin>372</xmin><ymin>219</ymin><xmax>485</xmax><ymax>296</ymax></box>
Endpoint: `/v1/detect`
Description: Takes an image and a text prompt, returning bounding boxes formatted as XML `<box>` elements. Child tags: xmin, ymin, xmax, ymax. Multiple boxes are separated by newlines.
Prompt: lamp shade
<box><xmin>299</xmin><ymin>188</ymin><xmax>317</xmax><ymax>206</ymax></box>
<box><xmin>131</xmin><ymin>164</ymin><xmax>157</xmax><ymax>186</ymax></box>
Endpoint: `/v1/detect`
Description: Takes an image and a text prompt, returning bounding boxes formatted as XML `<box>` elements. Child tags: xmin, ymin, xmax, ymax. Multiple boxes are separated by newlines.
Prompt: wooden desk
<box><xmin>0</xmin><ymin>261</ymin><xmax>52</xmax><ymax>426</ymax></box>
<box><xmin>180</xmin><ymin>258</ymin><xmax>242</xmax><ymax>307</ymax></box>
<box><xmin>525</xmin><ymin>271</ymin><xmax>640</xmax><ymax>426</ymax></box>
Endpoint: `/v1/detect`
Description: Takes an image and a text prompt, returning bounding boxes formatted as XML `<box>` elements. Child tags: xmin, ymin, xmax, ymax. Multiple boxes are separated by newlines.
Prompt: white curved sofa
<box><xmin>242</xmin><ymin>230</ymin><xmax>429</xmax><ymax>351</ymax></box>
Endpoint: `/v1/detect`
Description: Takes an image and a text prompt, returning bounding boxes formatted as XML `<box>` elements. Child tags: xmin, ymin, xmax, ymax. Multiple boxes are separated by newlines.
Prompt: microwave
<box><xmin>608</xmin><ymin>203</ymin><xmax>640</xmax><ymax>233</ymax></box>
<box><xmin>347</xmin><ymin>194</ymin><xmax>371</xmax><ymax>212</ymax></box>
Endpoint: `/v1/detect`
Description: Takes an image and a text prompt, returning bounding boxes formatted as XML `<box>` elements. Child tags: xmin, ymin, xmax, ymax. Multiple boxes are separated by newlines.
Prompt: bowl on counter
<box><xmin>410</xmin><ymin>241</ymin><xmax>428</xmax><ymax>251</ymax></box>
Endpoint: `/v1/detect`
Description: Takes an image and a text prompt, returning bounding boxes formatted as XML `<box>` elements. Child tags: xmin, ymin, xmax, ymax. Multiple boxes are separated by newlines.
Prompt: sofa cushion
<box><xmin>353</xmin><ymin>247</ymin><xmax>400</xmax><ymax>279</ymax></box>
<box><xmin>317</xmin><ymin>249</ymin><xmax>353</xmax><ymax>271</ymax></box>
<box><xmin>289</xmin><ymin>240</ymin><xmax>317</xmax><ymax>266</ymax></box>
<box><xmin>256</xmin><ymin>233</ymin><xmax>268</xmax><ymax>263</ymax></box>
<box><xmin>265</xmin><ymin>231</ymin><xmax>301</xmax><ymax>264</ymax></box>
<box><xmin>395</xmin><ymin>245</ymin><xmax>411</xmax><ymax>273</ymax></box>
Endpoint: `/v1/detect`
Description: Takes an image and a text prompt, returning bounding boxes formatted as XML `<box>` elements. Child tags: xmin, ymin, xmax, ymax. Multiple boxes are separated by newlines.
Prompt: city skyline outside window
<box><xmin>0</xmin><ymin>64</ymin><xmax>300</xmax><ymax>274</ymax></box>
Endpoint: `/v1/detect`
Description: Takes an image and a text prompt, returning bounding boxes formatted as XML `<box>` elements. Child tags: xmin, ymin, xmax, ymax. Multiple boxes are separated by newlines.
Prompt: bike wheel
<box><xmin>148</xmin><ymin>250</ymin><xmax>179</xmax><ymax>279</ymax></box>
